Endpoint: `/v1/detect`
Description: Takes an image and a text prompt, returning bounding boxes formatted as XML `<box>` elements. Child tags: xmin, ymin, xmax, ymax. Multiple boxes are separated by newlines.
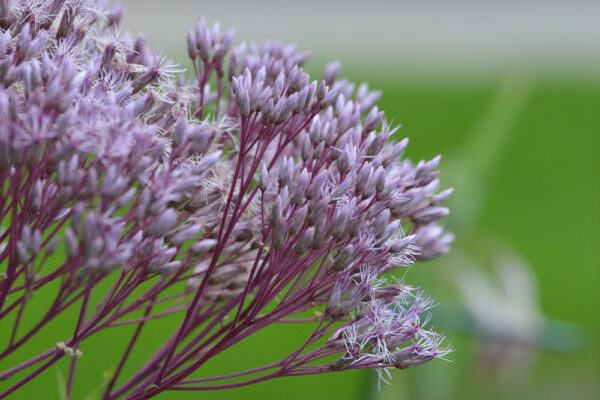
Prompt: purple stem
<box><xmin>103</xmin><ymin>298</ymin><xmax>155</xmax><ymax>399</ymax></box>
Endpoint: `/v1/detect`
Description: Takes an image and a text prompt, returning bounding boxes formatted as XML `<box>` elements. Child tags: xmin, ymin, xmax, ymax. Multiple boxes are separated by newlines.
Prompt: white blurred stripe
<box><xmin>117</xmin><ymin>0</ymin><xmax>600</xmax><ymax>76</ymax></box>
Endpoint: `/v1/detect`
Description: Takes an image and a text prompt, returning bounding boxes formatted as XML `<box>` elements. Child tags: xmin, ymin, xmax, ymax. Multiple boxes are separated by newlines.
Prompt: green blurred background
<box><xmin>2</xmin><ymin>0</ymin><xmax>599</xmax><ymax>398</ymax></box>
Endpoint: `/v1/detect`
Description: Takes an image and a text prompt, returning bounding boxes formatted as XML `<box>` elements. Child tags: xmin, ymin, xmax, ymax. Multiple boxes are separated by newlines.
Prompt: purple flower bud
<box><xmin>106</xmin><ymin>4</ymin><xmax>124</xmax><ymax>27</ymax></box>
<box><xmin>31</xmin><ymin>180</ymin><xmax>42</xmax><ymax>212</ymax></box>
<box><xmin>295</xmin><ymin>227</ymin><xmax>314</xmax><ymax>255</ymax></box>
<box><xmin>312</xmin><ymin>141</ymin><xmax>325</xmax><ymax>160</ymax></box>
<box><xmin>312</xmin><ymin>222</ymin><xmax>331</xmax><ymax>249</ymax></box>
<box><xmin>211</xmin><ymin>21</ymin><xmax>221</xmax><ymax>44</ymax></box>
<box><xmin>317</xmin><ymin>80</ymin><xmax>328</xmax><ymax>101</ymax></box>
<box><xmin>278</xmin><ymin>157</ymin><xmax>294</xmax><ymax>188</ymax></box>
<box><xmin>291</xmin><ymin>168</ymin><xmax>311</xmax><ymax>204</ymax></box>
<box><xmin>172</xmin><ymin>119</ymin><xmax>189</xmax><ymax>149</ymax></box>
<box><xmin>190</xmin><ymin>239</ymin><xmax>218</xmax><ymax>255</ymax></box>
<box><xmin>255</xmin><ymin>66</ymin><xmax>266</xmax><ymax>84</ymax></box>
<box><xmin>364</xmin><ymin>106</ymin><xmax>384</xmax><ymax>131</ymax></box>
<box><xmin>64</xmin><ymin>228</ymin><xmax>78</xmax><ymax>258</ymax></box>
<box><xmin>372</xmin><ymin>284</ymin><xmax>404</xmax><ymax>301</ymax></box>
<box><xmin>391</xmin><ymin>189</ymin><xmax>426</xmax><ymax>216</ymax></box>
<box><xmin>332</xmin><ymin>207</ymin><xmax>350</xmax><ymax>241</ymax></box>
<box><xmin>16</xmin><ymin>241</ymin><xmax>28</xmax><ymax>263</ymax></box>
<box><xmin>222</xmin><ymin>27</ymin><xmax>235</xmax><ymax>52</ymax></box>
<box><xmin>308</xmin><ymin>196</ymin><xmax>328</xmax><ymax>226</ymax></box>
<box><xmin>373</xmin><ymin>166</ymin><xmax>386</xmax><ymax>194</ymax></box>
<box><xmin>132</xmin><ymin>68</ymin><xmax>160</xmax><ymax>94</ymax></box>
<box><xmin>430</xmin><ymin>188</ymin><xmax>454</xmax><ymax>206</ymax></box>
<box><xmin>277</xmin><ymin>93</ymin><xmax>297</xmax><ymax>121</ymax></box>
<box><xmin>309</xmin><ymin>119</ymin><xmax>322</xmax><ymax>144</ymax></box>
<box><xmin>304</xmin><ymin>80</ymin><xmax>317</xmax><ymax>112</ymax></box>
<box><xmin>306</xmin><ymin>170</ymin><xmax>328</xmax><ymax>200</ymax></box>
<box><xmin>146</xmin><ymin>208</ymin><xmax>178</xmax><ymax>238</ymax></box>
<box><xmin>269</xmin><ymin>196</ymin><xmax>283</xmax><ymax>226</ymax></box>
<box><xmin>333</xmin><ymin>244</ymin><xmax>355</xmax><ymax>271</ymax></box>
<box><xmin>389</xmin><ymin>235</ymin><xmax>417</xmax><ymax>253</ymax></box>
<box><xmin>363</xmin><ymin>140</ymin><xmax>382</xmax><ymax>164</ymax></box>
<box><xmin>45</xmin><ymin>236</ymin><xmax>60</xmax><ymax>256</ymax></box>
<box><xmin>30</xmin><ymin>229</ymin><xmax>42</xmax><ymax>255</ymax></box>
<box><xmin>393</xmin><ymin>345</ymin><xmax>435</xmax><ymax>369</ymax></box>
<box><xmin>196</xmin><ymin>150</ymin><xmax>222</xmax><ymax>173</ymax></box>
<box><xmin>0</xmin><ymin>31</ymin><xmax>10</xmax><ymax>55</ymax></box>
<box><xmin>301</xmin><ymin>135</ymin><xmax>312</xmax><ymax>161</ymax></box>
<box><xmin>326</xmin><ymin>274</ymin><xmax>351</xmax><ymax>316</ymax></box>
<box><xmin>356</xmin><ymin>164</ymin><xmax>373</xmax><ymax>194</ymax></box>
<box><xmin>167</xmin><ymin>224</ymin><xmax>203</xmax><ymax>247</ymax></box>
<box><xmin>288</xmin><ymin>204</ymin><xmax>308</xmax><ymax>236</ymax></box>
<box><xmin>379</xmin><ymin>219</ymin><xmax>401</xmax><ymax>243</ymax></box>
<box><xmin>414</xmin><ymin>224</ymin><xmax>454</xmax><ymax>260</ymax></box>
<box><xmin>412</xmin><ymin>207</ymin><xmax>450</xmax><ymax>224</ymax></box>
<box><xmin>238</xmin><ymin>89</ymin><xmax>250</xmax><ymax>118</ymax></box>
<box><xmin>263</xmin><ymin>98</ymin><xmax>276</xmax><ymax>122</ymax></box>
<box><xmin>195</xmin><ymin>18</ymin><xmax>211</xmax><ymax>61</ymax></box>
<box><xmin>374</xmin><ymin>209</ymin><xmax>391</xmax><ymax>238</ymax></box>
<box><xmin>339</xmin><ymin>281</ymin><xmax>370</xmax><ymax>315</ymax></box>
<box><xmin>272</xmin><ymin>222</ymin><xmax>285</xmax><ymax>250</ymax></box>
<box><xmin>416</xmin><ymin>155</ymin><xmax>441</xmax><ymax>179</ymax></box>
<box><xmin>337</xmin><ymin>145</ymin><xmax>355</xmax><ymax>174</ymax></box>
<box><xmin>323</xmin><ymin>62</ymin><xmax>341</xmax><ymax>85</ymax></box>
<box><xmin>330</xmin><ymin>177</ymin><xmax>353</xmax><ymax>199</ymax></box>
<box><xmin>242</xmin><ymin>68</ymin><xmax>252</xmax><ymax>89</ymax></box>
<box><xmin>272</xmin><ymin>71</ymin><xmax>285</xmax><ymax>102</ymax></box>
<box><xmin>253</xmin><ymin>87</ymin><xmax>271</xmax><ymax>112</ymax></box>
<box><xmin>259</xmin><ymin>163</ymin><xmax>269</xmax><ymax>192</ymax></box>
<box><xmin>347</xmin><ymin>212</ymin><xmax>366</xmax><ymax>238</ymax></box>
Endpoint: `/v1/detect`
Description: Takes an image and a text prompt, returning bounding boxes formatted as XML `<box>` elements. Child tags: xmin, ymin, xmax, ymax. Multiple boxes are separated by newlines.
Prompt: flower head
<box><xmin>0</xmin><ymin>1</ymin><xmax>453</xmax><ymax>398</ymax></box>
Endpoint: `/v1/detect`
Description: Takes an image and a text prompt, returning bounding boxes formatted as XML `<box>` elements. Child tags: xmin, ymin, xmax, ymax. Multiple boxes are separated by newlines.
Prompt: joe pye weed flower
<box><xmin>0</xmin><ymin>1</ymin><xmax>453</xmax><ymax>398</ymax></box>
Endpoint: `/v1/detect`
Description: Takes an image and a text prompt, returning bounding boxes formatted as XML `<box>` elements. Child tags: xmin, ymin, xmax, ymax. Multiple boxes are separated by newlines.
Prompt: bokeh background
<box><xmin>4</xmin><ymin>0</ymin><xmax>599</xmax><ymax>398</ymax></box>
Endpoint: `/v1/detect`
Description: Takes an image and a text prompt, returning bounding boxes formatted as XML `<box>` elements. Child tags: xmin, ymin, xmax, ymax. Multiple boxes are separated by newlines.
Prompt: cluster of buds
<box><xmin>0</xmin><ymin>1</ymin><xmax>452</xmax><ymax>398</ymax></box>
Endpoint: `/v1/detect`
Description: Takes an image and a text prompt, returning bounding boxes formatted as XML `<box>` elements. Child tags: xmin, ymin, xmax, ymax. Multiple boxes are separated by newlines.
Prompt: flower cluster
<box><xmin>0</xmin><ymin>1</ymin><xmax>452</xmax><ymax>398</ymax></box>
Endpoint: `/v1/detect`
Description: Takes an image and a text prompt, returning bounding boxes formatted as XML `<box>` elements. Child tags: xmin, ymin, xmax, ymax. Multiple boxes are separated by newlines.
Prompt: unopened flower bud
<box><xmin>272</xmin><ymin>222</ymin><xmax>285</xmax><ymax>250</ymax></box>
<box><xmin>373</xmin><ymin>166</ymin><xmax>386</xmax><ymax>193</ymax></box>
<box><xmin>270</xmin><ymin>196</ymin><xmax>283</xmax><ymax>226</ymax></box>
<box><xmin>288</xmin><ymin>205</ymin><xmax>308</xmax><ymax>236</ymax></box>
<box><xmin>45</xmin><ymin>236</ymin><xmax>60</xmax><ymax>256</ymax></box>
<box><xmin>237</xmin><ymin>89</ymin><xmax>250</xmax><ymax>118</ymax></box>
<box><xmin>356</xmin><ymin>164</ymin><xmax>373</xmax><ymax>193</ymax></box>
<box><xmin>393</xmin><ymin>345</ymin><xmax>435</xmax><ymax>369</ymax></box>
<box><xmin>333</xmin><ymin>244</ymin><xmax>355</xmax><ymax>271</ymax></box>
<box><xmin>364</xmin><ymin>106</ymin><xmax>384</xmax><ymax>131</ymax></box>
<box><xmin>291</xmin><ymin>169</ymin><xmax>310</xmax><ymax>204</ymax></box>
<box><xmin>278</xmin><ymin>157</ymin><xmax>293</xmax><ymax>188</ymax></box>
<box><xmin>337</xmin><ymin>145</ymin><xmax>354</xmax><ymax>174</ymax></box>
<box><xmin>323</xmin><ymin>62</ymin><xmax>341</xmax><ymax>86</ymax></box>
<box><xmin>190</xmin><ymin>239</ymin><xmax>218</xmax><ymax>255</ymax></box>
<box><xmin>308</xmin><ymin>197</ymin><xmax>328</xmax><ymax>225</ymax></box>
<box><xmin>330</xmin><ymin>177</ymin><xmax>353</xmax><ymax>199</ymax></box>
<box><xmin>306</xmin><ymin>170</ymin><xmax>328</xmax><ymax>200</ymax></box>
<box><xmin>167</xmin><ymin>224</ymin><xmax>203</xmax><ymax>247</ymax></box>
<box><xmin>146</xmin><ymin>209</ymin><xmax>178</xmax><ymax>238</ymax></box>
<box><xmin>301</xmin><ymin>135</ymin><xmax>312</xmax><ymax>161</ymax></box>
<box><xmin>295</xmin><ymin>227</ymin><xmax>314</xmax><ymax>255</ymax></box>
<box><xmin>259</xmin><ymin>163</ymin><xmax>269</xmax><ymax>192</ymax></box>
<box><xmin>430</xmin><ymin>188</ymin><xmax>454</xmax><ymax>206</ymax></box>
<box><xmin>187</xmin><ymin>30</ymin><xmax>198</xmax><ymax>59</ymax></box>
<box><xmin>317</xmin><ymin>80</ymin><xmax>328</xmax><ymax>101</ymax></box>
<box><xmin>412</xmin><ymin>207</ymin><xmax>449</xmax><ymax>224</ymax></box>
<box><xmin>332</xmin><ymin>207</ymin><xmax>350</xmax><ymax>241</ymax></box>
<box><xmin>65</xmin><ymin>228</ymin><xmax>78</xmax><ymax>258</ymax></box>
